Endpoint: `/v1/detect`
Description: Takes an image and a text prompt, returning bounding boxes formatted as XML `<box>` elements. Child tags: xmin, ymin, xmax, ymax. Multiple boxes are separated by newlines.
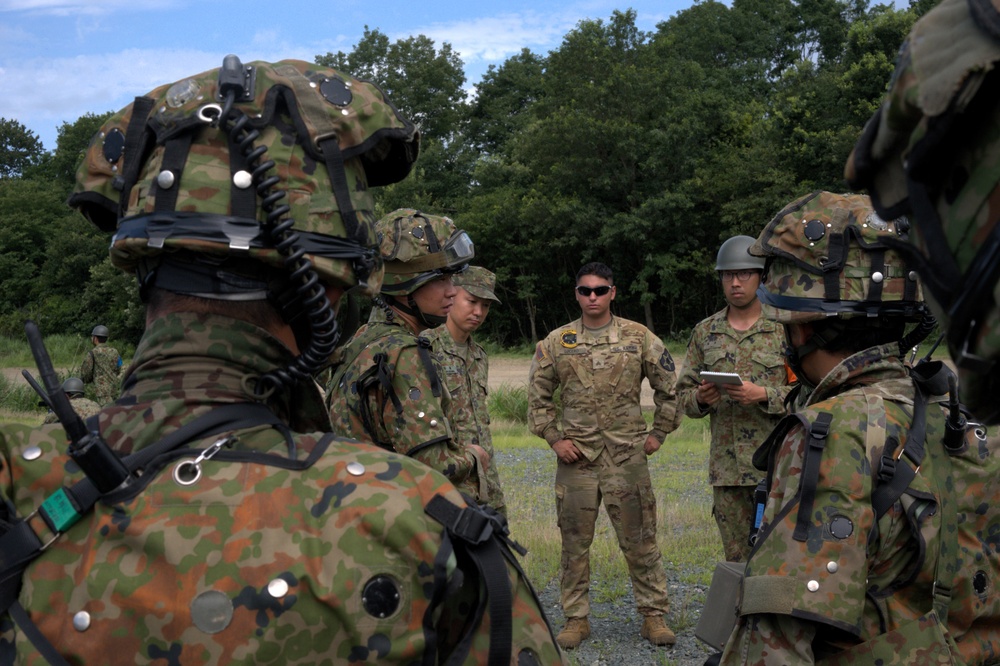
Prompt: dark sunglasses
<box><xmin>576</xmin><ymin>285</ymin><xmax>612</xmax><ymax>297</ymax></box>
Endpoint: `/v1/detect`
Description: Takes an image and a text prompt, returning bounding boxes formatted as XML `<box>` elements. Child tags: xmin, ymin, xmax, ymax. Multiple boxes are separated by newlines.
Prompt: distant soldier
<box><xmin>79</xmin><ymin>324</ymin><xmax>122</xmax><ymax>405</ymax></box>
<box><xmin>719</xmin><ymin>191</ymin><xmax>1000</xmax><ymax>665</ymax></box>
<box><xmin>674</xmin><ymin>236</ymin><xmax>794</xmax><ymax>562</ymax></box>
<box><xmin>529</xmin><ymin>261</ymin><xmax>681</xmax><ymax>650</ymax></box>
<box><xmin>424</xmin><ymin>265</ymin><xmax>507</xmax><ymax>515</ymax></box>
<box><xmin>845</xmin><ymin>0</ymin><xmax>1000</xmax><ymax>424</ymax></box>
<box><xmin>42</xmin><ymin>377</ymin><xmax>101</xmax><ymax>424</ymax></box>
<box><xmin>327</xmin><ymin>209</ymin><xmax>490</xmax><ymax>502</ymax></box>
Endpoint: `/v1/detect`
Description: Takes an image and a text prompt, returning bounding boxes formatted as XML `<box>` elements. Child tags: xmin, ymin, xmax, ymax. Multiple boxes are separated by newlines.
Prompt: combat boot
<box><xmin>556</xmin><ymin>617</ymin><xmax>591</xmax><ymax>650</ymax></box>
<box><xmin>640</xmin><ymin>615</ymin><xmax>676</xmax><ymax>646</ymax></box>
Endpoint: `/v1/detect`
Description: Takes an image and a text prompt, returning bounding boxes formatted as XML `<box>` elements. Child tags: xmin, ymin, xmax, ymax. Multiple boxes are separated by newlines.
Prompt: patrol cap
<box><xmin>750</xmin><ymin>191</ymin><xmax>925</xmax><ymax>324</ymax></box>
<box><xmin>454</xmin><ymin>266</ymin><xmax>500</xmax><ymax>304</ymax></box>
<box><xmin>377</xmin><ymin>209</ymin><xmax>474</xmax><ymax>296</ymax></box>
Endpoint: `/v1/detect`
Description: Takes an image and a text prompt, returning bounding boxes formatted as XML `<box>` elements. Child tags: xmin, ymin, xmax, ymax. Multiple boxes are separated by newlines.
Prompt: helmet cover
<box><xmin>377</xmin><ymin>209</ymin><xmax>475</xmax><ymax>296</ymax></box>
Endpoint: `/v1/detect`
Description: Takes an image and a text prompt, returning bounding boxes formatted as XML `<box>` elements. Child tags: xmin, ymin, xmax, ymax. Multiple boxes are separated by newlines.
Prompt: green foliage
<box><xmin>0</xmin><ymin>118</ymin><xmax>44</xmax><ymax>179</ymax></box>
<box><xmin>487</xmin><ymin>384</ymin><xmax>530</xmax><ymax>424</ymax></box>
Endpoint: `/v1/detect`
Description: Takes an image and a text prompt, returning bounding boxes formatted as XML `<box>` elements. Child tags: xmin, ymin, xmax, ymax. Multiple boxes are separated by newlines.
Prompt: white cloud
<box><xmin>1</xmin><ymin>0</ymin><xmax>180</xmax><ymax>16</ymax></box>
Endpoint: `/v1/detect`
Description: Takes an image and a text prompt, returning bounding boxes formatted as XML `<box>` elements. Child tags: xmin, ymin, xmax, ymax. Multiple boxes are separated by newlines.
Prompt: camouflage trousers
<box><xmin>482</xmin><ymin>443</ymin><xmax>508</xmax><ymax>516</ymax></box>
<box><xmin>555</xmin><ymin>445</ymin><xmax>670</xmax><ymax>618</ymax></box>
<box><xmin>712</xmin><ymin>484</ymin><xmax>757</xmax><ymax>563</ymax></box>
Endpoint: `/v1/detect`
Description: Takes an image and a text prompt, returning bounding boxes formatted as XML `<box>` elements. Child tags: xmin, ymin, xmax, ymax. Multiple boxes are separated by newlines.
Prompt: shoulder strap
<box><xmin>792</xmin><ymin>412</ymin><xmax>833</xmax><ymax>542</ymax></box>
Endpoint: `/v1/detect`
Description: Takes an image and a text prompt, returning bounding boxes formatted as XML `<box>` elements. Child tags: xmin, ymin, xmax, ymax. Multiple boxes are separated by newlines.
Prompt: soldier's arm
<box><xmin>80</xmin><ymin>350</ymin><xmax>94</xmax><ymax>383</ymax></box>
<box><xmin>643</xmin><ymin>332</ymin><xmax>681</xmax><ymax>442</ymax></box>
<box><xmin>527</xmin><ymin>340</ymin><xmax>562</xmax><ymax>445</ymax></box>
<box><xmin>675</xmin><ymin>327</ymin><xmax>712</xmax><ymax>419</ymax></box>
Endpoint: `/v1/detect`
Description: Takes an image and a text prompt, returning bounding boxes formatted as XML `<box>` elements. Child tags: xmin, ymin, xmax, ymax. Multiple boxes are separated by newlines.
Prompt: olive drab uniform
<box><xmin>80</xmin><ymin>343</ymin><xmax>122</xmax><ymax>406</ymax></box>
<box><xmin>327</xmin><ymin>306</ymin><xmax>486</xmax><ymax>502</ymax></box>
<box><xmin>0</xmin><ymin>313</ymin><xmax>565</xmax><ymax>665</ymax></box>
<box><xmin>719</xmin><ymin>343</ymin><xmax>1000</xmax><ymax>665</ymax></box>
<box><xmin>528</xmin><ymin>316</ymin><xmax>680</xmax><ymax>618</ymax></box>
<box><xmin>42</xmin><ymin>395</ymin><xmax>101</xmax><ymax>424</ymax></box>
<box><xmin>424</xmin><ymin>324</ymin><xmax>507</xmax><ymax>515</ymax></box>
<box><xmin>675</xmin><ymin>309</ymin><xmax>792</xmax><ymax>562</ymax></box>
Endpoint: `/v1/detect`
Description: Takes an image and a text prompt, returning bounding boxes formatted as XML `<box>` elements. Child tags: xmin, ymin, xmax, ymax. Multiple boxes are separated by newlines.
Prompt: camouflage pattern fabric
<box><xmin>528</xmin><ymin>316</ymin><xmax>679</xmax><ymax>617</ymax></box>
<box><xmin>327</xmin><ymin>306</ymin><xmax>485</xmax><ymax>501</ymax></box>
<box><xmin>675</xmin><ymin>309</ymin><xmax>792</xmax><ymax>561</ymax></box>
<box><xmin>710</xmin><ymin>485</ymin><xmax>757</xmax><ymax>564</ymax></box>
<box><xmin>423</xmin><ymin>324</ymin><xmax>507</xmax><ymax>515</ymax></box>
<box><xmin>719</xmin><ymin>343</ymin><xmax>1000</xmax><ymax>665</ymax></box>
<box><xmin>79</xmin><ymin>343</ymin><xmax>122</xmax><ymax>406</ymax></box>
<box><xmin>41</xmin><ymin>395</ymin><xmax>101</xmax><ymax>424</ymax></box>
<box><xmin>0</xmin><ymin>312</ymin><xmax>565</xmax><ymax>665</ymax></box>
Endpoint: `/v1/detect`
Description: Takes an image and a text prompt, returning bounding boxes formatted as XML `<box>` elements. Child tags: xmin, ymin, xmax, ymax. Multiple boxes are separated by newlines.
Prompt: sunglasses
<box><xmin>576</xmin><ymin>285</ymin><xmax>612</xmax><ymax>297</ymax></box>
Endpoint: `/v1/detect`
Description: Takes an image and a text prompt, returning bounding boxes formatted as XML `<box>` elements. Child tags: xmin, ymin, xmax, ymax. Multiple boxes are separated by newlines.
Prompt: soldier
<box><xmin>718</xmin><ymin>191</ymin><xmax>1000</xmax><ymax>665</ymax></box>
<box><xmin>675</xmin><ymin>236</ymin><xmax>794</xmax><ymax>562</ymax></box>
<box><xmin>79</xmin><ymin>324</ymin><xmax>123</xmax><ymax>405</ymax></box>
<box><xmin>42</xmin><ymin>377</ymin><xmax>101</xmax><ymax>424</ymax></box>
<box><xmin>528</xmin><ymin>262</ymin><xmax>681</xmax><ymax>650</ymax></box>
<box><xmin>845</xmin><ymin>0</ymin><xmax>1000</xmax><ymax>424</ymax></box>
<box><xmin>327</xmin><ymin>209</ymin><xmax>489</xmax><ymax>503</ymax></box>
<box><xmin>0</xmin><ymin>57</ymin><xmax>563</xmax><ymax>665</ymax></box>
<box><xmin>423</xmin><ymin>265</ymin><xmax>507</xmax><ymax>515</ymax></box>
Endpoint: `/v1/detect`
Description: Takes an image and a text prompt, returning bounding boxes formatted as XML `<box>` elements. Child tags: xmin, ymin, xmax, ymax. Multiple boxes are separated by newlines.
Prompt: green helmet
<box><xmin>845</xmin><ymin>0</ymin><xmax>1000</xmax><ymax>422</ymax></box>
<box><xmin>69</xmin><ymin>56</ymin><xmax>420</xmax><ymax>298</ymax></box>
<box><xmin>377</xmin><ymin>209</ymin><xmax>474</xmax><ymax>296</ymax></box>
<box><xmin>61</xmin><ymin>377</ymin><xmax>86</xmax><ymax>397</ymax></box>
<box><xmin>91</xmin><ymin>325</ymin><xmax>110</xmax><ymax>338</ymax></box>
<box><xmin>750</xmin><ymin>191</ymin><xmax>926</xmax><ymax>325</ymax></box>
<box><xmin>715</xmin><ymin>235</ymin><xmax>766</xmax><ymax>272</ymax></box>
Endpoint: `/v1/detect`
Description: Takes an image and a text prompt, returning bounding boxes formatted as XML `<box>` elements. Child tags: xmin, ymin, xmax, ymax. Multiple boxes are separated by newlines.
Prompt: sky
<box><xmin>1</xmin><ymin>0</ymin><xmax>691</xmax><ymax>152</ymax></box>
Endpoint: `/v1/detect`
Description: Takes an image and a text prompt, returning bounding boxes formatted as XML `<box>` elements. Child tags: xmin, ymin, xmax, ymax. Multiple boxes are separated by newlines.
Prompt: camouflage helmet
<box><xmin>61</xmin><ymin>377</ymin><xmax>86</xmax><ymax>397</ymax></box>
<box><xmin>377</xmin><ymin>209</ymin><xmax>474</xmax><ymax>296</ymax></box>
<box><xmin>90</xmin><ymin>325</ymin><xmax>110</xmax><ymax>338</ymax></box>
<box><xmin>69</xmin><ymin>55</ymin><xmax>420</xmax><ymax>298</ymax></box>
<box><xmin>454</xmin><ymin>266</ymin><xmax>500</xmax><ymax>303</ymax></box>
<box><xmin>750</xmin><ymin>191</ymin><xmax>926</xmax><ymax>325</ymax></box>
<box><xmin>715</xmin><ymin>235</ymin><xmax>766</xmax><ymax>272</ymax></box>
<box><xmin>845</xmin><ymin>0</ymin><xmax>1000</xmax><ymax>422</ymax></box>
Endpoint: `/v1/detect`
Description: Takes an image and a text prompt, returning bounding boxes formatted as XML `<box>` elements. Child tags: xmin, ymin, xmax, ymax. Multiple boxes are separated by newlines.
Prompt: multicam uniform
<box><xmin>327</xmin><ymin>306</ymin><xmax>485</xmax><ymax>501</ymax></box>
<box><xmin>0</xmin><ymin>313</ymin><xmax>563</xmax><ymax>665</ymax></box>
<box><xmin>80</xmin><ymin>343</ymin><xmax>122</xmax><ymax>406</ymax></box>
<box><xmin>528</xmin><ymin>316</ymin><xmax>679</xmax><ymax>618</ymax></box>
<box><xmin>42</xmin><ymin>395</ymin><xmax>101</xmax><ymax>424</ymax></box>
<box><xmin>675</xmin><ymin>309</ymin><xmax>791</xmax><ymax>561</ymax></box>
<box><xmin>720</xmin><ymin>343</ymin><xmax>1000</xmax><ymax>665</ymax></box>
<box><xmin>424</xmin><ymin>324</ymin><xmax>507</xmax><ymax>515</ymax></box>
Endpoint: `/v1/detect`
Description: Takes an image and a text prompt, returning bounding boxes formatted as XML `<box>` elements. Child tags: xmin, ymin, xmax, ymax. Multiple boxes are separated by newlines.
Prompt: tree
<box><xmin>0</xmin><ymin>118</ymin><xmax>44</xmax><ymax>179</ymax></box>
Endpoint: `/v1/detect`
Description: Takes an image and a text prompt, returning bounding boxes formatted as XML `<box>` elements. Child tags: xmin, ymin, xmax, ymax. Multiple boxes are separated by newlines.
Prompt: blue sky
<box><xmin>1</xmin><ymin>0</ymin><xmax>690</xmax><ymax>151</ymax></box>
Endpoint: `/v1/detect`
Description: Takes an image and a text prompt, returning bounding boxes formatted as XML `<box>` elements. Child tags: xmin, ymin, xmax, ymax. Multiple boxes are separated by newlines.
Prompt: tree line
<box><xmin>0</xmin><ymin>0</ymin><xmax>931</xmax><ymax>348</ymax></box>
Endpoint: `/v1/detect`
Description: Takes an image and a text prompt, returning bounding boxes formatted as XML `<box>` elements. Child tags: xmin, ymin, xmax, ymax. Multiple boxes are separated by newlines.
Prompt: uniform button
<box><xmin>827</xmin><ymin>561</ymin><xmax>839</xmax><ymax>574</ymax></box>
<box><xmin>807</xmin><ymin>580</ymin><xmax>820</xmax><ymax>592</ymax></box>
<box><xmin>157</xmin><ymin>170</ymin><xmax>175</xmax><ymax>189</ymax></box>
<box><xmin>73</xmin><ymin>611</ymin><xmax>91</xmax><ymax>631</ymax></box>
<box><xmin>346</xmin><ymin>462</ymin><xmax>365</xmax><ymax>476</ymax></box>
<box><xmin>268</xmin><ymin>578</ymin><xmax>289</xmax><ymax>598</ymax></box>
<box><xmin>418</xmin><ymin>411</ymin><xmax>426</xmax><ymax>419</ymax></box>
<box><xmin>429</xmin><ymin>419</ymin><xmax>438</xmax><ymax>427</ymax></box>
<box><xmin>23</xmin><ymin>446</ymin><xmax>42</xmax><ymax>461</ymax></box>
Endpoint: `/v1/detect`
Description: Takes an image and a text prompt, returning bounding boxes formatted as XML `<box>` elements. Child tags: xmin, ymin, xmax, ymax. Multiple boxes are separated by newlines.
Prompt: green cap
<box><xmin>454</xmin><ymin>266</ymin><xmax>500</xmax><ymax>303</ymax></box>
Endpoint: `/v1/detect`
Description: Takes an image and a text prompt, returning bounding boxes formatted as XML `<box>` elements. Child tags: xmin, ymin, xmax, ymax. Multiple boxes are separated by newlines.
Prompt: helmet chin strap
<box><xmin>387</xmin><ymin>295</ymin><xmax>447</xmax><ymax>328</ymax></box>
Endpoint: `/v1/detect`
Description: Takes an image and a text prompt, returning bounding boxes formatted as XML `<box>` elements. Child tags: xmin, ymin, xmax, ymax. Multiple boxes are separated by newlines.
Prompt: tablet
<box><xmin>699</xmin><ymin>371</ymin><xmax>744</xmax><ymax>386</ymax></box>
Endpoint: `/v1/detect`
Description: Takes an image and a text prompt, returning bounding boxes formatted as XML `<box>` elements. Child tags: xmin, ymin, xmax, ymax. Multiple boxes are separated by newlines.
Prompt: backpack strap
<box><xmin>792</xmin><ymin>412</ymin><xmax>833</xmax><ymax>542</ymax></box>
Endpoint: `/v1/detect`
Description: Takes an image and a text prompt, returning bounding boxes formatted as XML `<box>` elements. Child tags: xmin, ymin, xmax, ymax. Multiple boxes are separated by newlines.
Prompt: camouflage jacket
<box><xmin>721</xmin><ymin>343</ymin><xmax>1000</xmax><ymax>665</ymax></box>
<box><xmin>326</xmin><ymin>306</ymin><xmax>484</xmax><ymax>501</ymax></box>
<box><xmin>528</xmin><ymin>316</ymin><xmax>680</xmax><ymax>463</ymax></box>
<box><xmin>41</xmin><ymin>396</ymin><xmax>101</xmax><ymax>424</ymax></box>
<box><xmin>423</xmin><ymin>325</ymin><xmax>507</xmax><ymax>515</ymax></box>
<box><xmin>675</xmin><ymin>308</ymin><xmax>792</xmax><ymax>486</ymax></box>
<box><xmin>0</xmin><ymin>312</ymin><xmax>564</xmax><ymax>665</ymax></box>
<box><xmin>79</xmin><ymin>343</ymin><xmax>122</xmax><ymax>406</ymax></box>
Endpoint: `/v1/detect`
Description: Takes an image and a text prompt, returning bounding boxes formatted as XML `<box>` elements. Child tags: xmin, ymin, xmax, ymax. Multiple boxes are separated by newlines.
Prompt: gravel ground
<box><xmin>496</xmin><ymin>446</ymin><xmax>718</xmax><ymax>666</ymax></box>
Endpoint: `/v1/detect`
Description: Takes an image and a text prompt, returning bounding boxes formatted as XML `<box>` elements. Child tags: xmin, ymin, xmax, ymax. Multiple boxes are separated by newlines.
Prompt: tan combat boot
<box><xmin>556</xmin><ymin>617</ymin><xmax>591</xmax><ymax>650</ymax></box>
<box><xmin>640</xmin><ymin>615</ymin><xmax>676</xmax><ymax>646</ymax></box>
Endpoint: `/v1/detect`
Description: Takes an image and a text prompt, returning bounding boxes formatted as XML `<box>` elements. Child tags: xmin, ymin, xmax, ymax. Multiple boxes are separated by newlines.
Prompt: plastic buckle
<box><xmin>450</xmin><ymin>506</ymin><xmax>492</xmax><ymax>545</ymax></box>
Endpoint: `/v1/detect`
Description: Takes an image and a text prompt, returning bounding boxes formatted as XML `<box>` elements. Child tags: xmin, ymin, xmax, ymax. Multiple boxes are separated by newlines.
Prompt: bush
<box><xmin>488</xmin><ymin>384</ymin><xmax>530</xmax><ymax>424</ymax></box>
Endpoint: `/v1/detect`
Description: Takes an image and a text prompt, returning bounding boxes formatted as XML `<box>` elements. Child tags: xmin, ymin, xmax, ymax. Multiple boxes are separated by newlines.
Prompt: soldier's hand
<box><xmin>722</xmin><ymin>381</ymin><xmax>767</xmax><ymax>405</ymax></box>
<box><xmin>644</xmin><ymin>434</ymin><xmax>662</xmax><ymax>456</ymax></box>
<box><xmin>552</xmin><ymin>438</ymin><xmax>583</xmax><ymax>464</ymax></box>
<box><xmin>469</xmin><ymin>444</ymin><xmax>490</xmax><ymax>473</ymax></box>
<box><xmin>695</xmin><ymin>380</ymin><xmax>722</xmax><ymax>408</ymax></box>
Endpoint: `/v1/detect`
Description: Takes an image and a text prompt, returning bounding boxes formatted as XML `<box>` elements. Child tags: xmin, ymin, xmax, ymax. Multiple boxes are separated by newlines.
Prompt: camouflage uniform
<box><xmin>79</xmin><ymin>343</ymin><xmax>122</xmax><ymax>406</ymax></box>
<box><xmin>1</xmin><ymin>312</ymin><xmax>565</xmax><ymax>665</ymax></box>
<box><xmin>675</xmin><ymin>310</ymin><xmax>791</xmax><ymax>562</ymax></box>
<box><xmin>328</xmin><ymin>306</ymin><xmax>485</xmax><ymax>501</ymax></box>
<box><xmin>424</xmin><ymin>323</ymin><xmax>507</xmax><ymax>514</ymax></box>
<box><xmin>528</xmin><ymin>316</ymin><xmax>679</xmax><ymax>618</ymax></box>
<box><xmin>42</xmin><ymin>395</ymin><xmax>101</xmax><ymax>424</ymax></box>
<box><xmin>720</xmin><ymin>344</ymin><xmax>1000</xmax><ymax>664</ymax></box>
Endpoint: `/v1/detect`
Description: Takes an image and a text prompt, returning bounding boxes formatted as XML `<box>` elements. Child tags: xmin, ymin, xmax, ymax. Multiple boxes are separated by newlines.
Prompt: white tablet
<box><xmin>699</xmin><ymin>371</ymin><xmax>744</xmax><ymax>386</ymax></box>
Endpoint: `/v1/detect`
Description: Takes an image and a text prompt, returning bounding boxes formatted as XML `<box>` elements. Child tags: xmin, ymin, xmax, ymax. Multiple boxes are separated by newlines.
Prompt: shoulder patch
<box><xmin>560</xmin><ymin>330</ymin><xmax>578</xmax><ymax>348</ymax></box>
<box><xmin>659</xmin><ymin>351</ymin><xmax>675</xmax><ymax>372</ymax></box>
